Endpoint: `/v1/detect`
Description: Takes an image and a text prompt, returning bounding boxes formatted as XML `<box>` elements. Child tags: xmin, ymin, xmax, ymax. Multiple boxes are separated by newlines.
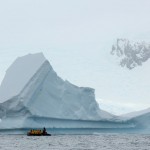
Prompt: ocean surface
<box><xmin>0</xmin><ymin>134</ymin><xmax>150</xmax><ymax>150</ymax></box>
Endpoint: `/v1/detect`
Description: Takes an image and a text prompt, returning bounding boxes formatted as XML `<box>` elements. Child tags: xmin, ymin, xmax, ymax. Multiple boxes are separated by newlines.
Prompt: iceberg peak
<box><xmin>0</xmin><ymin>52</ymin><xmax>46</xmax><ymax>103</ymax></box>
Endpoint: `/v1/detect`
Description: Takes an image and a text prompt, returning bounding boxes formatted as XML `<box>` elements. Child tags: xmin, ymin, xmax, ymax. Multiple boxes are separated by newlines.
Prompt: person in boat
<box><xmin>43</xmin><ymin>127</ymin><xmax>47</xmax><ymax>135</ymax></box>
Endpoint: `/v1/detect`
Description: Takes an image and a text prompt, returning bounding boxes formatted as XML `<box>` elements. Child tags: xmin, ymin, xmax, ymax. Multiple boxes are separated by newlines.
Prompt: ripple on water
<box><xmin>0</xmin><ymin>134</ymin><xmax>150</xmax><ymax>150</ymax></box>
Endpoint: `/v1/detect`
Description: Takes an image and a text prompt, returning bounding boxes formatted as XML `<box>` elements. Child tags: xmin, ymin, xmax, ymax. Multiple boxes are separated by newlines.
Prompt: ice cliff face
<box><xmin>111</xmin><ymin>39</ymin><xmax>150</xmax><ymax>69</ymax></box>
<box><xmin>0</xmin><ymin>53</ymin><xmax>114</xmax><ymax>128</ymax></box>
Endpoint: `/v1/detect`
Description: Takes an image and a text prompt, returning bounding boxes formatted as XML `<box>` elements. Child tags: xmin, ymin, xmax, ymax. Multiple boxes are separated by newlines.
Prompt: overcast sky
<box><xmin>0</xmin><ymin>0</ymin><xmax>150</xmax><ymax>114</ymax></box>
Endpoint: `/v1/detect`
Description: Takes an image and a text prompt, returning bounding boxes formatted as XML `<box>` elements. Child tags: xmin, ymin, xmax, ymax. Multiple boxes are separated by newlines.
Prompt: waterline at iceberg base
<box><xmin>0</xmin><ymin>116</ymin><xmax>149</xmax><ymax>134</ymax></box>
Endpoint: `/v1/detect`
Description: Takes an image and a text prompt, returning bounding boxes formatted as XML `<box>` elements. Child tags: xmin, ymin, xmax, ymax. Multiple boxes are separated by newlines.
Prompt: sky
<box><xmin>0</xmin><ymin>0</ymin><xmax>150</xmax><ymax>115</ymax></box>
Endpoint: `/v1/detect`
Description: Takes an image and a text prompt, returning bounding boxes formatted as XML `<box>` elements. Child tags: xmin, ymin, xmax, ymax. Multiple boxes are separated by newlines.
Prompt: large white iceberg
<box><xmin>0</xmin><ymin>53</ymin><xmax>117</xmax><ymax>129</ymax></box>
<box><xmin>0</xmin><ymin>53</ymin><xmax>149</xmax><ymax>133</ymax></box>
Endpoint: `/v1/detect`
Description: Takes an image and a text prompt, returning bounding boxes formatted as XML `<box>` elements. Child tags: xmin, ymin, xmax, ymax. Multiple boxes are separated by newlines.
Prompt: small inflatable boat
<box><xmin>27</xmin><ymin>133</ymin><xmax>51</xmax><ymax>136</ymax></box>
<box><xmin>27</xmin><ymin>129</ymin><xmax>51</xmax><ymax>136</ymax></box>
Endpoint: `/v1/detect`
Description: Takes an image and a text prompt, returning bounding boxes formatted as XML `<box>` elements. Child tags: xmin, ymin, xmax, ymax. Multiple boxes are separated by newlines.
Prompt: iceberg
<box><xmin>0</xmin><ymin>53</ymin><xmax>149</xmax><ymax>133</ymax></box>
<box><xmin>0</xmin><ymin>53</ymin><xmax>117</xmax><ymax>129</ymax></box>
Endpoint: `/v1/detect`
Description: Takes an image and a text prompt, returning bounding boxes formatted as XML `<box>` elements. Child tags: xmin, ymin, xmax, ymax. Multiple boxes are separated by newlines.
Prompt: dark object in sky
<box><xmin>111</xmin><ymin>39</ymin><xmax>150</xmax><ymax>69</ymax></box>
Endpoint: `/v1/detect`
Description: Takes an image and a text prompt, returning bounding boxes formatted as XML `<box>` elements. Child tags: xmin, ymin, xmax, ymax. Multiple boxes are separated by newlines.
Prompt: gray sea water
<box><xmin>0</xmin><ymin>134</ymin><xmax>150</xmax><ymax>150</ymax></box>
